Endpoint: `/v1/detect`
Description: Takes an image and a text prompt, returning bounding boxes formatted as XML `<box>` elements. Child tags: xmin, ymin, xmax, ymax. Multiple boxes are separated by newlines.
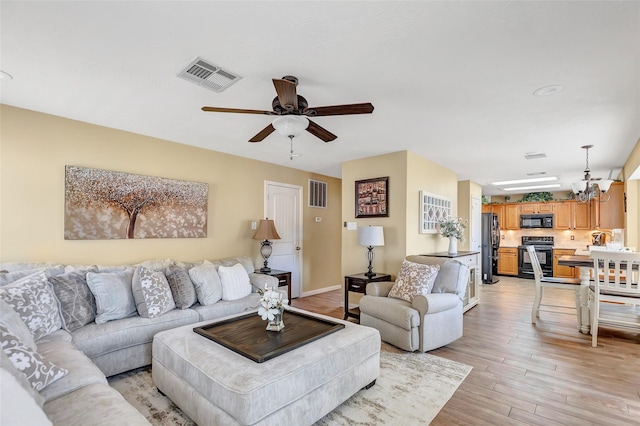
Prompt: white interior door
<box><xmin>471</xmin><ymin>196</ymin><xmax>481</xmax><ymax>251</ymax></box>
<box><xmin>265</xmin><ymin>181</ymin><xmax>302</xmax><ymax>298</ymax></box>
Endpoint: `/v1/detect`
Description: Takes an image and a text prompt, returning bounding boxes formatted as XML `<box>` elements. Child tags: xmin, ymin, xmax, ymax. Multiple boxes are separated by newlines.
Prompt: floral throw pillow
<box><xmin>388</xmin><ymin>260</ymin><xmax>440</xmax><ymax>302</ymax></box>
<box><xmin>0</xmin><ymin>324</ymin><xmax>67</xmax><ymax>391</ymax></box>
<box><xmin>0</xmin><ymin>271</ymin><xmax>62</xmax><ymax>340</ymax></box>
<box><xmin>132</xmin><ymin>266</ymin><xmax>176</xmax><ymax>318</ymax></box>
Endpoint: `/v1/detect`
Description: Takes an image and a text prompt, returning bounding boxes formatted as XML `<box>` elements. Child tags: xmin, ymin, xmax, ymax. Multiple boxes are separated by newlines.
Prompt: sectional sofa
<box><xmin>0</xmin><ymin>256</ymin><xmax>278</xmax><ymax>425</ymax></box>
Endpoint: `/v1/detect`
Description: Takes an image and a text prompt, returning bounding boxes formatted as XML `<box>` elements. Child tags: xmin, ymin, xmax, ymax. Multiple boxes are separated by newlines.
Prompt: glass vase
<box><xmin>266</xmin><ymin>308</ymin><xmax>285</xmax><ymax>332</ymax></box>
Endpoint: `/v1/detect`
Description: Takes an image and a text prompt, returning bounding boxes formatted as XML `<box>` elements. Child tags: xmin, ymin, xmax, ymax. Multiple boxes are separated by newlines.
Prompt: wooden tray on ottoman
<box><xmin>193</xmin><ymin>310</ymin><xmax>345</xmax><ymax>363</ymax></box>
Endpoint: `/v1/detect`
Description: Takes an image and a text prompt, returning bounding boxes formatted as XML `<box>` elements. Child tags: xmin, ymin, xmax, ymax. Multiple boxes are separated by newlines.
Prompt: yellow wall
<box><xmin>341</xmin><ymin>150</ymin><xmax>459</xmax><ymax>280</ymax></box>
<box><xmin>622</xmin><ymin>137</ymin><xmax>640</xmax><ymax>249</ymax></box>
<box><xmin>0</xmin><ymin>105</ymin><xmax>342</xmax><ymax>293</ymax></box>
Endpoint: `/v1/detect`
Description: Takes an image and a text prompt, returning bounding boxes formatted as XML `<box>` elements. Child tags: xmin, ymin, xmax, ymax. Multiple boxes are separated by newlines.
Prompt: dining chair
<box><xmin>588</xmin><ymin>250</ymin><xmax>640</xmax><ymax>348</ymax></box>
<box><xmin>528</xmin><ymin>245</ymin><xmax>581</xmax><ymax>324</ymax></box>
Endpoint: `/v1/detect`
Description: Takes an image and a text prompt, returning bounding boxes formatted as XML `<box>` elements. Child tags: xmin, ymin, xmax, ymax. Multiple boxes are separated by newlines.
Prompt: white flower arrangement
<box><xmin>438</xmin><ymin>217</ymin><xmax>467</xmax><ymax>241</ymax></box>
<box><xmin>257</xmin><ymin>285</ymin><xmax>289</xmax><ymax>321</ymax></box>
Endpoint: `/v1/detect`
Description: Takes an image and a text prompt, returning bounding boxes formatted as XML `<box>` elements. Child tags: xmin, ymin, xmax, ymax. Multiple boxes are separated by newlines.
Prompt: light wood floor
<box><xmin>292</xmin><ymin>276</ymin><xmax>640</xmax><ymax>425</ymax></box>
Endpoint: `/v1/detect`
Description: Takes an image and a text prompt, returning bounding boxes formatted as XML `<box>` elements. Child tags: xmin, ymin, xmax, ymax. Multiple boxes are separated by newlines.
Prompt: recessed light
<box><xmin>492</xmin><ymin>176</ymin><xmax>557</xmax><ymax>186</ymax></box>
<box><xmin>504</xmin><ymin>184</ymin><xmax>561</xmax><ymax>191</ymax></box>
<box><xmin>533</xmin><ymin>85</ymin><xmax>563</xmax><ymax>96</ymax></box>
<box><xmin>0</xmin><ymin>70</ymin><xmax>13</xmax><ymax>80</ymax></box>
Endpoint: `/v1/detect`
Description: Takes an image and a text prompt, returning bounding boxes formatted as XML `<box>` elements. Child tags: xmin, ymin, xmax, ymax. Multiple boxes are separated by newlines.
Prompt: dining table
<box><xmin>557</xmin><ymin>254</ymin><xmax>593</xmax><ymax>334</ymax></box>
<box><xmin>558</xmin><ymin>253</ymin><xmax>639</xmax><ymax>334</ymax></box>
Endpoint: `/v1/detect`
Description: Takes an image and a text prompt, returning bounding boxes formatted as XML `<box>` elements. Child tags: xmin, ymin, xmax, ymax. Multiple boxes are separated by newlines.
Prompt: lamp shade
<box><xmin>272</xmin><ymin>116</ymin><xmax>309</xmax><ymax>137</ymax></box>
<box><xmin>358</xmin><ymin>226</ymin><xmax>384</xmax><ymax>247</ymax></box>
<box><xmin>571</xmin><ymin>181</ymin><xmax>584</xmax><ymax>194</ymax></box>
<box><xmin>252</xmin><ymin>219</ymin><xmax>281</xmax><ymax>240</ymax></box>
<box><xmin>597</xmin><ymin>179</ymin><xmax>613</xmax><ymax>193</ymax></box>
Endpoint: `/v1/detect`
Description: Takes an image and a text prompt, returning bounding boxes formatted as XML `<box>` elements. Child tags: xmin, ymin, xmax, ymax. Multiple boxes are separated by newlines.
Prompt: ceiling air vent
<box><xmin>177</xmin><ymin>57</ymin><xmax>241</xmax><ymax>92</ymax></box>
<box><xmin>524</xmin><ymin>152</ymin><xmax>547</xmax><ymax>160</ymax></box>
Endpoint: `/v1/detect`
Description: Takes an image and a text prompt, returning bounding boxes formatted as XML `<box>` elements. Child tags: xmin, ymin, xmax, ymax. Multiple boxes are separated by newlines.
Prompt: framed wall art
<box><xmin>355</xmin><ymin>176</ymin><xmax>388</xmax><ymax>218</ymax></box>
<box><xmin>64</xmin><ymin>165</ymin><xmax>208</xmax><ymax>240</ymax></box>
<box><xmin>419</xmin><ymin>191</ymin><xmax>451</xmax><ymax>234</ymax></box>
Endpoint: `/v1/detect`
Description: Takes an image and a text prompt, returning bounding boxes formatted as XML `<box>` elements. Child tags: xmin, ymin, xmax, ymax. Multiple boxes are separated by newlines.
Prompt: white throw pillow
<box><xmin>86</xmin><ymin>269</ymin><xmax>137</xmax><ymax>324</ymax></box>
<box><xmin>188</xmin><ymin>262</ymin><xmax>223</xmax><ymax>305</ymax></box>
<box><xmin>132</xmin><ymin>266</ymin><xmax>175</xmax><ymax>318</ymax></box>
<box><xmin>388</xmin><ymin>260</ymin><xmax>440</xmax><ymax>302</ymax></box>
<box><xmin>218</xmin><ymin>263</ymin><xmax>253</xmax><ymax>301</ymax></box>
<box><xmin>0</xmin><ymin>271</ymin><xmax>62</xmax><ymax>340</ymax></box>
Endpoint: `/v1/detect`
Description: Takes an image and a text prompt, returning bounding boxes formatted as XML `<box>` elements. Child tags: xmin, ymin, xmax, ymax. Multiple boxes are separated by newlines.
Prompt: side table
<box><xmin>344</xmin><ymin>272</ymin><xmax>392</xmax><ymax>321</ymax></box>
<box><xmin>254</xmin><ymin>269</ymin><xmax>292</xmax><ymax>303</ymax></box>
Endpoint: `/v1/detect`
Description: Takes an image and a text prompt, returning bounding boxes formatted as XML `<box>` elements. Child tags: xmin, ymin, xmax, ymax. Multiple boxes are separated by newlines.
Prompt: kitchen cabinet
<box><xmin>520</xmin><ymin>203</ymin><xmax>554</xmax><ymax>214</ymax></box>
<box><xmin>553</xmin><ymin>248</ymin><xmax>577</xmax><ymax>278</ymax></box>
<box><xmin>504</xmin><ymin>204</ymin><xmax>520</xmax><ymax>230</ymax></box>
<box><xmin>497</xmin><ymin>247</ymin><xmax>518</xmax><ymax>276</ymax></box>
<box><xmin>591</xmin><ymin>182</ymin><xmax>625</xmax><ymax>229</ymax></box>
<box><xmin>482</xmin><ymin>204</ymin><xmax>492</xmax><ymax>213</ymax></box>
<box><xmin>554</xmin><ymin>201</ymin><xmax>591</xmax><ymax>230</ymax></box>
<box><xmin>491</xmin><ymin>204</ymin><xmax>505</xmax><ymax>228</ymax></box>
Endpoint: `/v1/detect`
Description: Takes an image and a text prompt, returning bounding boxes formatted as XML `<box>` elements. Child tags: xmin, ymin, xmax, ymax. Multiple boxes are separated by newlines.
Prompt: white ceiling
<box><xmin>1</xmin><ymin>1</ymin><xmax>639</xmax><ymax>196</ymax></box>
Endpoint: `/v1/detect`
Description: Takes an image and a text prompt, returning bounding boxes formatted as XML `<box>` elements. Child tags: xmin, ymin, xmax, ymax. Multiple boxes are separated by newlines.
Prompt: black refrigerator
<box><xmin>481</xmin><ymin>212</ymin><xmax>500</xmax><ymax>284</ymax></box>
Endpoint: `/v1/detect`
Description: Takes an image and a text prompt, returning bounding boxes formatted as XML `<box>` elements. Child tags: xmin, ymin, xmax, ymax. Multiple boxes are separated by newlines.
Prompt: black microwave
<box><xmin>520</xmin><ymin>214</ymin><xmax>553</xmax><ymax>229</ymax></box>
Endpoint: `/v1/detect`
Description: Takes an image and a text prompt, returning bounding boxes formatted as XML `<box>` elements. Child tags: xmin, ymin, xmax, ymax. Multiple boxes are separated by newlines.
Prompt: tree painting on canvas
<box><xmin>65</xmin><ymin>166</ymin><xmax>208</xmax><ymax>239</ymax></box>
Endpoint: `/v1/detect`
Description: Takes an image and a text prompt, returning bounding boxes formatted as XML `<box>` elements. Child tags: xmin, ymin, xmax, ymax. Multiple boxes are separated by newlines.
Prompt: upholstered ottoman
<box><xmin>152</xmin><ymin>308</ymin><xmax>380</xmax><ymax>426</ymax></box>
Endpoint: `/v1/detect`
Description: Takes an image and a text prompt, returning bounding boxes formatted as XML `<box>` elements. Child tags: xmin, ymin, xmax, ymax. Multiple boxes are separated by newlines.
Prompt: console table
<box><xmin>344</xmin><ymin>272</ymin><xmax>391</xmax><ymax>321</ymax></box>
<box><xmin>418</xmin><ymin>251</ymin><xmax>480</xmax><ymax>312</ymax></box>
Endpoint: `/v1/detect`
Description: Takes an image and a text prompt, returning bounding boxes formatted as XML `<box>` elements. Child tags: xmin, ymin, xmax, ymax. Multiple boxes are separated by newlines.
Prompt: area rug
<box><xmin>108</xmin><ymin>345</ymin><xmax>471</xmax><ymax>425</ymax></box>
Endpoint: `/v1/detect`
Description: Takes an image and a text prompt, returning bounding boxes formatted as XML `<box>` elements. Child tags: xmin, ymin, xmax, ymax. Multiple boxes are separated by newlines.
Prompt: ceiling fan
<box><xmin>201</xmin><ymin>76</ymin><xmax>374</xmax><ymax>143</ymax></box>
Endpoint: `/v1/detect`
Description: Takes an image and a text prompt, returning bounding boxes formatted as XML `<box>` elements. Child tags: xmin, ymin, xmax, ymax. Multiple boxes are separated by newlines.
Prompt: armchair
<box><xmin>359</xmin><ymin>256</ymin><xmax>469</xmax><ymax>352</ymax></box>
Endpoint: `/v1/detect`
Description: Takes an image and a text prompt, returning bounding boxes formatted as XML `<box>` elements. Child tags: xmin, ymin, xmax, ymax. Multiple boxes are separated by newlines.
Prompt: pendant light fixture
<box><xmin>571</xmin><ymin>145</ymin><xmax>613</xmax><ymax>203</ymax></box>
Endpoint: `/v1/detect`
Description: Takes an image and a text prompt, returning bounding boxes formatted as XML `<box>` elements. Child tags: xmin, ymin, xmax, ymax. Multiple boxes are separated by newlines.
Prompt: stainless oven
<box><xmin>518</xmin><ymin>236</ymin><xmax>554</xmax><ymax>279</ymax></box>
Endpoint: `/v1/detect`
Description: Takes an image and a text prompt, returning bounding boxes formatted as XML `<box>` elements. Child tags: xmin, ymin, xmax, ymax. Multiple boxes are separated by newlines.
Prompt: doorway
<box><xmin>265</xmin><ymin>181</ymin><xmax>303</xmax><ymax>298</ymax></box>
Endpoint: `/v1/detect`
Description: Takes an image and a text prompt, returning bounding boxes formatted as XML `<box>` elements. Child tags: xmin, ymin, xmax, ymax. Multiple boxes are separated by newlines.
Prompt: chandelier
<box><xmin>571</xmin><ymin>145</ymin><xmax>613</xmax><ymax>203</ymax></box>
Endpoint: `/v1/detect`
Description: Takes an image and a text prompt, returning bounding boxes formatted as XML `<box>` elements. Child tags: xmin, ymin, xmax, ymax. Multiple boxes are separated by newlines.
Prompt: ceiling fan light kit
<box><xmin>272</xmin><ymin>116</ymin><xmax>309</xmax><ymax>137</ymax></box>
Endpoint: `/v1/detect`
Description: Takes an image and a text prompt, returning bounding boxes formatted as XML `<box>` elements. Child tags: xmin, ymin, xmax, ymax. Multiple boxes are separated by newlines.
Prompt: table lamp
<box><xmin>358</xmin><ymin>226</ymin><xmax>384</xmax><ymax>278</ymax></box>
<box><xmin>253</xmin><ymin>219</ymin><xmax>281</xmax><ymax>273</ymax></box>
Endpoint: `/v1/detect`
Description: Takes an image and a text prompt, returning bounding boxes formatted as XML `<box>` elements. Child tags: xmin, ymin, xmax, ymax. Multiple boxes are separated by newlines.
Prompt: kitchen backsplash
<box><xmin>499</xmin><ymin>229</ymin><xmax>602</xmax><ymax>250</ymax></box>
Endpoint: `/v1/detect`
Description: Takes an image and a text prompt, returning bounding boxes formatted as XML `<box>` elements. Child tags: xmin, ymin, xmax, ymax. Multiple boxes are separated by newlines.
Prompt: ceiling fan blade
<box><xmin>304</xmin><ymin>103</ymin><xmax>374</xmax><ymax>117</ymax></box>
<box><xmin>202</xmin><ymin>106</ymin><xmax>272</xmax><ymax>115</ymax></box>
<box><xmin>272</xmin><ymin>79</ymin><xmax>298</xmax><ymax>111</ymax></box>
<box><xmin>306</xmin><ymin>120</ymin><xmax>337</xmax><ymax>142</ymax></box>
<box><xmin>248</xmin><ymin>124</ymin><xmax>276</xmax><ymax>142</ymax></box>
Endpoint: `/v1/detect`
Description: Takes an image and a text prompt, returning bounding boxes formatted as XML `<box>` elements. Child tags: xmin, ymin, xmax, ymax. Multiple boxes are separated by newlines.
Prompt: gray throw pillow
<box><xmin>431</xmin><ymin>260</ymin><xmax>470</xmax><ymax>300</ymax></box>
<box><xmin>86</xmin><ymin>269</ymin><xmax>136</xmax><ymax>324</ymax></box>
<box><xmin>48</xmin><ymin>268</ymin><xmax>97</xmax><ymax>332</ymax></box>
<box><xmin>0</xmin><ymin>324</ymin><xmax>68</xmax><ymax>391</ymax></box>
<box><xmin>165</xmin><ymin>264</ymin><xmax>197</xmax><ymax>309</ymax></box>
<box><xmin>132</xmin><ymin>266</ymin><xmax>175</xmax><ymax>318</ymax></box>
<box><xmin>0</xmin><ymin>350</ymin><xmax>45</xmax><ymax>407</ymax></box>
<box><xmin>0</xmin><ymin>271</ymin><xmax>62</xmax><ymax>340</ymax></box>
<box><xmin>188</xmin><ymin>262</ymin><xmax>223</xmax><ymax>305</ymax></box>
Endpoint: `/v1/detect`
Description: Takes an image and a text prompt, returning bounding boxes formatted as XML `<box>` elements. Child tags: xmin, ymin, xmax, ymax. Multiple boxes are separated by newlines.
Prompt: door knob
<box><xmin>296</xmin><ymin>246</ymin><xmax>301</xmax><ymax>250</ymax></box>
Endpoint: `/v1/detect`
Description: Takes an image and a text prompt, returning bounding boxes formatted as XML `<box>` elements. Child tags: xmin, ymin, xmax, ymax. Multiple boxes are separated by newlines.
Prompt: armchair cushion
<box><xmin>388</xmin><ymin>260</ymin><xmax>440</xmax><ymax>302</ymax></box>
<box><xmin>359</xmin><ymin>296</ymin><xmax>420</xmax><ymax>330</ymax></box>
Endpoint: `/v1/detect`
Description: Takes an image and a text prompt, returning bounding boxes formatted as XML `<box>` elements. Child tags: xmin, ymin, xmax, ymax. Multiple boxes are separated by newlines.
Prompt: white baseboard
<box><xmin>299</xmin><ymin>284</ymin><xmax>342</xmax><ymax>299</ymax></box>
